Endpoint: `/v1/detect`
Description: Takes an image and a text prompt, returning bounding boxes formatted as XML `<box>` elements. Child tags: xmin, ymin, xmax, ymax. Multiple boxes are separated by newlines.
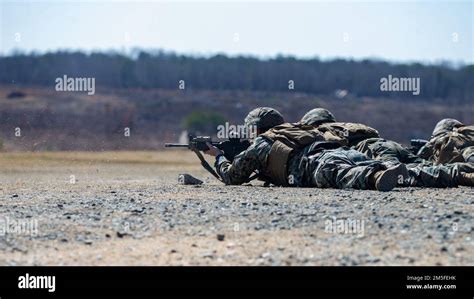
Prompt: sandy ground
<box><xmin>0</xmin><ymin>151</ymin><xmax>472</xmax><ymax>266</ymax></box>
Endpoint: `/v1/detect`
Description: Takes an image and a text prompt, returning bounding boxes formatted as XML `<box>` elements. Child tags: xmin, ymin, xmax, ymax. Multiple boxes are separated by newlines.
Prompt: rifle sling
<box><xmin>245</xmin><ymin>172</ymin><xmax>259</xmax><ymax>183</ymax></box>
<box><xmin>193</xmin><ymin>149</ymin><xmax>259</xmax><ymax>184</ymax></box>
<box><xmin>192</xmin><ymin>149</ymin><xmax>222</xmax><ymax>181</ymax></box>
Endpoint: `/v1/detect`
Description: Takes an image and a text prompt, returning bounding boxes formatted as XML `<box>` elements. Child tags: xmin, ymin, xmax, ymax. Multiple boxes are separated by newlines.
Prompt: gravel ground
<box><xmin>0</xmin><ymin>152</ymin><xmax>472</xmax><ymax>266</ymax></box>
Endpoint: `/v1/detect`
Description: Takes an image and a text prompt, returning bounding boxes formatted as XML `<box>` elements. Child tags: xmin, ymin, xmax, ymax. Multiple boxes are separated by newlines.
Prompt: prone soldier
<box><xmin>418</xmin><ymin>118</ymin><xmax>474</xmax><ymax>165</ymax></box>
<box><xmin>203</xmin><ymin>107</ymin><xmax>408</xmax><ymax>192</ymax></box>
<box><xmin>299</xmin><ymin>108</ymin><xmax>474</xmax><ymax>187</ymax></box>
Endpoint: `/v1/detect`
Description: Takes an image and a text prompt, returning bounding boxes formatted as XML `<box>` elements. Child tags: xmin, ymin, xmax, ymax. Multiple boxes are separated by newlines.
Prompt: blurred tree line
<box><xmin>182</xmin><ymin>111</ymin><xmax>227</xmax><ymax>134</ymax></box>
<box><xmin>0</xmin><ymin>50</ymin><xmax>472</xmax><ymax>101</ymax></box>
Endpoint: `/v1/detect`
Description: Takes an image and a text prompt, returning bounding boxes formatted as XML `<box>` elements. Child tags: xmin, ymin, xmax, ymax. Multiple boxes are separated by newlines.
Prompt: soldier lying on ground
<box><xmin>300</xmin><ymin>108</ymin><xmax>422</xmax><ymax>164</ymax></box>
<box><xmin>418</xmin><ymin>118</ymin><xmax>474</xmax><ymax>165</ymax></box>
<box><xmin>203</xmin><ymin>107</ymin><xmax>408</xmax><ymax>192</ymax></box>
<box><xmin>299</xmin><ymin>108</ymin><xmax>474</xmax><ymax>187</ymax></box>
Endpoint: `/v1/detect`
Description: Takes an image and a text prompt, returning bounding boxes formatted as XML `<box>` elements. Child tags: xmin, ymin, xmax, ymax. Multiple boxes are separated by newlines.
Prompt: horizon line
<box><xmin>1</xmin><ymin>47</ymin><xmax>471</xmax><ymax>69</ymax></box>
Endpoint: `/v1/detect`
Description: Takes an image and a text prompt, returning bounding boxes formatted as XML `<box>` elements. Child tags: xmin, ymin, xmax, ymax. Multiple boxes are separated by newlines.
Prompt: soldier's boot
<box><xmin>457</xmin><ymin>172</ymin><xmax>474</xmax><ymax>186</ymax></box>
<box><xmin>373</xmin><ymin>164</ymin><xmax>408</xmax><ymax>192</ymax></box>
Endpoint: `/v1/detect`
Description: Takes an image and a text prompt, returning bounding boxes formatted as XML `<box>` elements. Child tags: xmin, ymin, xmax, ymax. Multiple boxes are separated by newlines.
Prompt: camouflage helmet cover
<box><xmin>432</xmin><ymin>118</ymin><xmax>464</xmax><ymax>137</ymax></box>
<box><xmin>244</xmin><ymin>107</ymin><xmax>285</xmax><ymax>131</ymax></box>
<box><xmin>300</xmin><ymin>108</ymin><xmax>336</xmax><ymax>126</ymax></box>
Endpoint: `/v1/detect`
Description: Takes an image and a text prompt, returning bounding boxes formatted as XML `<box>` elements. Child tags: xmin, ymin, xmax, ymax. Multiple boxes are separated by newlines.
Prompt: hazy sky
<box><xmin>1</xmin><ymin>0</ymin><xmax>472</xmax><ymax>64</ymax></box>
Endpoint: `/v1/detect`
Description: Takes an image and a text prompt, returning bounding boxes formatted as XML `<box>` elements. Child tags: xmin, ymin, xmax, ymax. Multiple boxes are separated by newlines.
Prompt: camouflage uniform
<box><xmin>304</xmin><ymin>148</ymin><xmax>388</xmax><ymax>189</ymax></box>
<box><xmin>300</xmin><ymin>109</ymin><xmax>474</xmax><ymax>187</ymax></box>
<box><xmin>403</xmin><ymin>162</ymin><xmax>474</xmax><ymax>188</ymax></box>
<box><xmin>214</xmin><ymin>108</ymin><xmax>474</xmax><ymax>189</ymax></box>
<box><xmin>215</xmin><ymin>108</ymin><xmax>401</xmax><ymax>190</ymax></box>
<box><xmin>215</xmin><ymin>107</ymin><xmax>283</xmax><ymax>185</ymax></box>
<box><xmin>215</xmin><ymin>136</ymin><xmax>389</xmax><ymax>190</ymax></box>
<box><xmin>301</xmin><ymin>108</ymin><xmax>417</xmax><ymax>164</ymax></box>
<box><xmin>300</xmin><ymin>108</ymin><xmax>336</xmax><ymax>127</ymax></box>
<box><xmin>418</xmin><ymin>119</ymin><xmax>474</xmax><ymax>165</ymax></box>
<box><xmin>351</xmin><ymin>137</ymin><xmax>474</xmax><ymax>187</ymax></box>
<box><xmin>215</xmin><ymin>136</ymin><xmax>272</xmax><ymax>185</ymax></box>
<box><xmin>354</xmin><ymin>137</ymin><xmax>423</xmax><ymax>164</ymax></box>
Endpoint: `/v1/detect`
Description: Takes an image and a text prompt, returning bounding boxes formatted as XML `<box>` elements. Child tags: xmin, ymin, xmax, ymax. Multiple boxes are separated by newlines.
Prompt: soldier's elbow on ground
<box><xmin>223</xmin><ymin>178</ymin><xmax>245</xmax><ymax>185</ymax></box>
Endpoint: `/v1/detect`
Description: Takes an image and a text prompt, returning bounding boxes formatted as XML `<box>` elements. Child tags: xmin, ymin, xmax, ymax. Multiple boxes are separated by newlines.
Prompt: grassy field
<box><xmin>0</xmin><ymin>150</ymin><xmax>199</xmax><ymax>166</ymax></box>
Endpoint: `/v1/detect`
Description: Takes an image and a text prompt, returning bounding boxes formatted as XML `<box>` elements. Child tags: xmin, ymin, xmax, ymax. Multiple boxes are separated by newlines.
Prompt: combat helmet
<box><xmin>432</xmin><ymin>118</ymin><xmax>464</xmax><ymax>137</ymax></box>
<box><xmin>300</xmin><ymin>108</ymin><xmax>336</xmax><ymax>126</ymax></box>
<box><xmin>244</xmin><ymin>107</ymin><xmax>285</xmax><ymax>132</ymax></box>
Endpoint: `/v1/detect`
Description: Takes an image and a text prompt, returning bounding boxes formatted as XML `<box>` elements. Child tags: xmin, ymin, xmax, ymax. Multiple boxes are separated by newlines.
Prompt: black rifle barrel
<box><xmin>164</xmin><ymin>143</ymin><xmax>189</xmax><ymax>148</ymax></box>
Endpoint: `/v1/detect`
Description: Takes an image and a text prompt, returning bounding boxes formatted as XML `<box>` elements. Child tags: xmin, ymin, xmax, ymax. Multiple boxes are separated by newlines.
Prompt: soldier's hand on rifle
<box><xmin>203</xmin><ymin>142</ymin><xmax>222</xmax><ymax>157</ymax></box>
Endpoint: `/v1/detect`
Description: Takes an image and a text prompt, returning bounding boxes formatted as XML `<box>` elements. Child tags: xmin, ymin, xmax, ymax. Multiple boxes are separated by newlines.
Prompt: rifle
<box><xmin>409</xmin><ymin>139</ymin><xmax>429</xmax><ymax>155</ymax></box>
<box><xmin>165</xmin><ymin>136</ymin><xmax>251</xmax><ymax>180</ymax></box>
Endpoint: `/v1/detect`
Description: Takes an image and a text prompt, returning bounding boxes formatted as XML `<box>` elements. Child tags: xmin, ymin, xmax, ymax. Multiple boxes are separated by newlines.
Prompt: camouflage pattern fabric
<box><xmin>432</xmin><ymin>118</ymin><xmax>464</xmax><ymax>137</ymax></box>
<box><xmin>216</xmin><ymin>137</ymin><xmax>388</xmax><ymax>190</ymax></box>
<box><xmin>214</xmin><ymin>131</ymin><xmax>472</xmax><ymax>189</ymax></box>
<box><xmin>354</xmin><ymin>138</ymin><xmax>424</xmax><ymax>164</ymax></box>
<box><xmin>316</xmin><ymin>122</ymin><xmax>379</xmax><ymax>147</ymax></box>
<box><xmin>300</xmin><ymin>108</ymin><xmax>336</xmax><ymax>126</ymax></box>
<box><xmin>215</xmin><ymin>136</ymin><xmax>273</xmax><ymax>185</ymax></box>
<box><xmin>244</xmin><ymin>107</ymin><xmax>285</xmax><ymax>131</ymax></box>
<box><xmin>462</xmin><ymin>146</ymin><xmax>474</xmax><ymax>162</ymax></box>
<box><xmin>215</xmin><ymin>135</ymin><xmax>308</xmax><ymax>186</ymax></box>
<box><xmin>353</xmin><ymin>138</ymin><xmax>472</xmax><ymax>187</ymax></box>
<box><xmin>306</xmin><ymin>148</ymin><xmax>385</xmax><ymax>190</ymax></box>
<box><xmin>435</xmin><ymin>127</ymin><xmax>474</xmax><ymax>164</ymax></box>
<box><xmin>404</xmin><ymin>162</ymin><xmax>474</xmax><ymax>188</ymax></box>
<box><xmin>418</xmin><ymin>123</ymin><xmax>474</xmax><ymax>165</ymax></box>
